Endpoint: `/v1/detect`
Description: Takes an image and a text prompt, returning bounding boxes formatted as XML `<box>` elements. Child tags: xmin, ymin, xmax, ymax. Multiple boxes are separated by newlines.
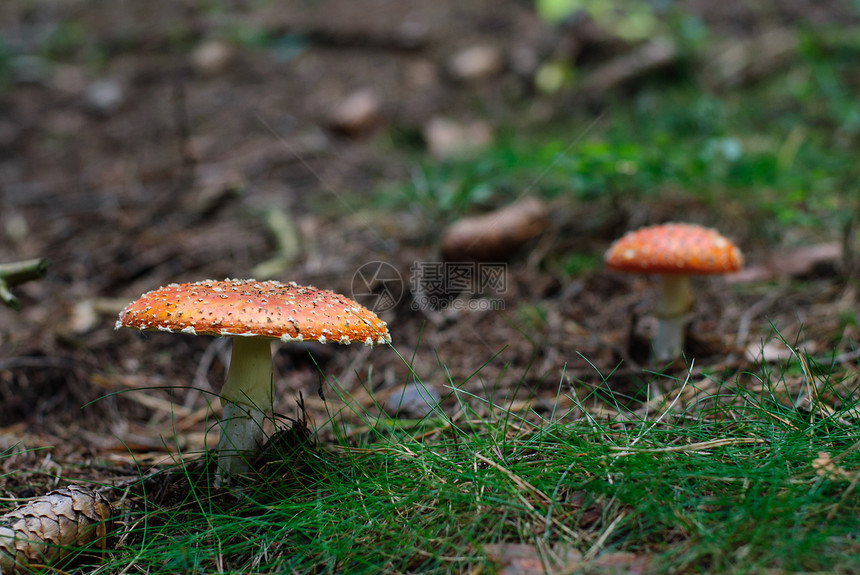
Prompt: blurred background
<box><xmin>1</xmin><ymin>0</ymin><xmax>859</xmax><ymax>471</ymax></box>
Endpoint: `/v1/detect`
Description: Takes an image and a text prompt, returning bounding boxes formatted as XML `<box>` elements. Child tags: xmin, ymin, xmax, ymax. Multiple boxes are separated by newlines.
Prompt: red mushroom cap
<box><xmin>116</xmin><ymin>279</ymin><xmax>390</xmax><ymax>346</ymax></box>
<box><xmin>605</xmin><ymin>223</ymin><xmax>743</xmax><ymax>275</ymax></box>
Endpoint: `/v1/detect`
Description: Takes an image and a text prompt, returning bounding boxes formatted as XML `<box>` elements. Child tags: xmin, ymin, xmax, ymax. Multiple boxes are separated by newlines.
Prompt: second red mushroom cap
<box><xmin>604</xmin><ymin>223</ymin><xmax>743</xmax><ymax>275</ymax></box>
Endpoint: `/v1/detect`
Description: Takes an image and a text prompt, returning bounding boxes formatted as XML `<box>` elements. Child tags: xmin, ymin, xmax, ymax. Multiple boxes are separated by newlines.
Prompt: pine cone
<box><xmin>0</xmin><ymin>485</ymin><xmax>113</xmax><ymax>574</ymax></box>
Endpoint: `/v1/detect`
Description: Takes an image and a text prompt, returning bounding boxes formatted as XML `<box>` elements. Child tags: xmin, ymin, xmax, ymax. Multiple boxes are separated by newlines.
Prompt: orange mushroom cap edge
<box><xmin>604</xmin><ymin>223</ymin><xmax>743</xmax><ymax>276</ymax></box>
<box><xmin>116</xmin><ymin>278</ymin><xmax>391</xmax><ymax>346</ymax></box>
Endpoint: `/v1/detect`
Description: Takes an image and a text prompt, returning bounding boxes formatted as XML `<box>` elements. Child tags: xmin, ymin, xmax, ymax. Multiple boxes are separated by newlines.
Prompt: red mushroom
<box><xmin>604</xmin><ymin>223</ymin><xmax>743</xmax><ymax>362</ymax></box>
<box><xmin>116</xmin><ymin>279</ymin><xmax>390</xmax><ymax>480</ymax></box>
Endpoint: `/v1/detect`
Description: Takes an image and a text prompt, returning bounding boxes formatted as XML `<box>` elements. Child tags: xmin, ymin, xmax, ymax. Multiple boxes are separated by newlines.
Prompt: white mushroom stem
<box><xmin>216</xmin><ymin>336</ymin><xmax>274</xmax><ymax>479</ymax></box>
<box><xmin>653</xmin><ymin>274</ymin><xmax>693</xmax><ymax>362</ymax></box>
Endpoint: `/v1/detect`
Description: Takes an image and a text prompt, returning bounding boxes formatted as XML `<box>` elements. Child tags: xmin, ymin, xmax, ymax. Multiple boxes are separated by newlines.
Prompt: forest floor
<box><xmin>1</xmin><ymin>2</ymin><xmax>859</xmax><ymax>566</ymax></box>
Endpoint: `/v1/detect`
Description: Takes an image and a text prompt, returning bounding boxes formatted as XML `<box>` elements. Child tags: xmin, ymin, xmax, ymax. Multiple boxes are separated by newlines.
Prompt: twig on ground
<box><xmin>608</xmin><ymin>437</ymin><xmax>766</xmax><ymax>456</ymax></box>
<box><xmin>474</xmin><ymin>452</ymin><xmax>551</xmax><ymax>507</ymax></box>
<box><xmin>0</xmin><ymin>258</ymin><xmax>48</xmax><ymax>311</ymax></box>
<box><xmin>584</xmin><ymin>510</ymin><xmax>627</xmax><ymax>561</ymax></box>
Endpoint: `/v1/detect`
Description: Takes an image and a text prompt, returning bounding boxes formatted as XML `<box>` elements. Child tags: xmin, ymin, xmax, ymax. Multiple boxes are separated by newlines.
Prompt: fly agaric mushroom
<box><xmin>604</xmin><ymin>223</ymin><xmax>743</xmax><ymax>362</ymax></box>
<box><xmin>116</xmin><ymin>279</ymin><xmax>390</xmax><ymax>480</ymax></box>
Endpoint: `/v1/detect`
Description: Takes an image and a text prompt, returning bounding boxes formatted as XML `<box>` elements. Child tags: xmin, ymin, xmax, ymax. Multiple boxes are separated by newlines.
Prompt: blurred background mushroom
<box><xmin>604</xmin><ymin>223</ymin><xmax>744</xmax><ymax>362</ymax></box>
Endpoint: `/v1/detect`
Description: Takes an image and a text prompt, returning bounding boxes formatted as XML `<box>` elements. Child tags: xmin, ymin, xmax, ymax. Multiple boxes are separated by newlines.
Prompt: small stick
<box><xmin>0</xmin><ymin>258</ymin><xmax>48</xmax><ymax>311</ymax></box>
<box><xmin>792</xmin><ymin>346</ymin><xmax>826</xmax><ymax>423</ymax></box>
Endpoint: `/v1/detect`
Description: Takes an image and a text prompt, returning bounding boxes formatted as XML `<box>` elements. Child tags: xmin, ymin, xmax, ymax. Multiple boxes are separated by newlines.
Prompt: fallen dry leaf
<box><xmin>703</xmin><ymin>27</ymin><xmax>797</xmax><ymax>88</ymax></box>
<box><xmin>728</xmin><ymin>242</ymin><xmax>842</xmax><ymax>283</ymax></box>
<box><xmin>484</xmin><ymin>543</ymin><xmax>583</xmax><ymax>575</ymax></box>
<box><xmin>744</xmin><ymin>339</ymin><xmax>795</xmax><ymax>363</ymax></box>
<box><xmin>441</xmin><ymin>197</ymin><xmax>549</xmax><ymax>261</ymax></box>
<box><xmin>423</xmin><ymin>116</ymin><xmax>494</xmax><ymax>160</ymax></box>
<box><xmin>588</xmin><ymin>551</ymin><xmax>653</xmax><ymax>574</ymax></box>
<box><xmin>327</xmin><ymin>88</ymin><xmax>383</xmax><ymax>136</ymax></box>
<box><xmin>446</xmin><ymin>44</ymin><xmax>505</xmax><ymax>81</ymax></box>
<box><xmin>581</xmin><ymin>39</ymin><xmax>677</xmax><ymax>95</ymax></box>
<box><xmin>483</xmin><ymin>543</ymin><xmax>651</xmax><ymax>575</ymax></box>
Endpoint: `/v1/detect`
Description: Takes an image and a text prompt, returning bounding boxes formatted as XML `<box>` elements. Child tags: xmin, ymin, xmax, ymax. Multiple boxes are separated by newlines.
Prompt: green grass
<box><xmin>72</xmin><ymin>349</ymin><xmax>860</xmax><ymax>575</ymax></box>
<box><xmin>374</xmin><ymin>26</ymin><xmax>860</xmax><ymax>240</ymax></box>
